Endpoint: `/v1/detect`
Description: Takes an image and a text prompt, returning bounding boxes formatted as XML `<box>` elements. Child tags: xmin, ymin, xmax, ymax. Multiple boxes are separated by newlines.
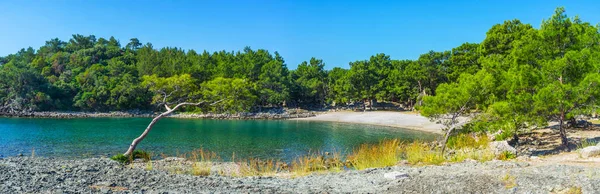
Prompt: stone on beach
<box><xmin>581</xmin><ymin>146</ymin><xmax>600</xmax><ymax>158</ymax></box>
<box><xmin>384</xmin><ymin>171</ymin><xmax>409</xmax><ymax>180</ymax></box>
<box><xmin>489</xmin><ymin>141</ymin><xmax>517</xmax><ymax>155</ymax></box>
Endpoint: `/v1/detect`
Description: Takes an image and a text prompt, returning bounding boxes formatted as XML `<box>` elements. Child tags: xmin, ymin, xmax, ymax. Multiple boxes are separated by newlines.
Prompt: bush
<box><xmin>497</xmin><ymin>151</ymin><xmax>516</xmax><ymax>160</ymax></box>
<box><xmin>110</xmin><ymin>154</ymin><xmax>130</xmax><ymax>164</ymax></box>
<box><xmin>110</xmin><ymin>150</ymin><xmax>151</xmax><ymax>164</ymax></box>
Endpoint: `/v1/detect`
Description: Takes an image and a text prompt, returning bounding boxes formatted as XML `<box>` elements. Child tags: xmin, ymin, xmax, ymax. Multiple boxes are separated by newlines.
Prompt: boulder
<box><xmin>581</xmin><ymin>146</ymin><xmax>600</xmax><ymax>158</ymax></box>
<box><xmin>383</xmin><ymin>171</ymin><xmax>409</xmax><ymax>180</ymax></box>
<box><xmin>489</xmin><ymin>141</ymin><xmax>517</xmax><ymax>155</ymax></box>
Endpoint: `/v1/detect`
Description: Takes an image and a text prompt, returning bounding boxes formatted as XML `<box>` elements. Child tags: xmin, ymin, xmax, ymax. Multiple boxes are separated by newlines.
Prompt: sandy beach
<box><xmin>294</xmin><ymin>111</ymin><xmax>444</xmax><ymax>134</ymax></box>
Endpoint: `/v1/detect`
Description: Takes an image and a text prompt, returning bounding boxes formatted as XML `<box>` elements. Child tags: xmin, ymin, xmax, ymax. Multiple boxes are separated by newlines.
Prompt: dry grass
<box><xmin>291</xmin><ymin>151</ymin><xmax>343</xmax><ymax>176</ymax></box>
<box><xmin>348</xmin><ymin>139</ymin><xmax>401</xmax><ymax>170</ymax></box>
<box><xmin>158</xmin><ymin>133</ymin><xmax>501</xmax><ymax>177</ymax></box>
<box><xmin>563</xmin><ymin>186</ymin><xmax>583</xmax><ymax>194</ymax></box>
<box><xmin>145</xmin><ymin>153</ymin><xmax>153</xmax><ymax>171</ymax></box>
<box><xmin>447</xmin><ymin>133</ymin><xmax>490</xmax><ymax>149</ymax></box>
<box><xmin>187</xmin><ymin>148</ymin><xmax>218</xmax><ymax>176</ymax></box>
<box><xmin>402</xmin><ymin>142</ymin><xmax>445</xmax><ymax>165</ymax></box>
<box><xmin>501</xmin><ymin>173</ymin><xmax>517</xmax><ymax>189</ymax></box>
<box><xmin>237</xmin><ymin>158</ymin><xmax>281</xmax><ymax>177</ymax></box>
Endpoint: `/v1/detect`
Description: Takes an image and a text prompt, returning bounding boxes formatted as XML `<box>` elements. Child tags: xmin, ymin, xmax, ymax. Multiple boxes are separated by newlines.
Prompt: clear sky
<box><xmin>1</xmin><ymin>0</ymin><xmax>599</xmax><ymax>69</ymax></box>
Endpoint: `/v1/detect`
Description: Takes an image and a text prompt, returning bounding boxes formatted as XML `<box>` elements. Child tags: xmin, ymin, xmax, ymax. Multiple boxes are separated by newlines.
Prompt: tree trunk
<box><xmin>123</xmin><ymin>112</ymin><xmax>169</xmax><ymax>156</ymax></box>
<box><xmin>440</xmin><ymin>125</ymin><xmax>455</xmax><ymax>155</ymax></box>
<box><xmin>559</xmin><ymin>112</ymin><xmax>569</xmax><ymax>150</ymax></box>
<box><xmin>123</xmin><ymin>100</ymin><xmax>221</xmax><ymax>156</ymax></box>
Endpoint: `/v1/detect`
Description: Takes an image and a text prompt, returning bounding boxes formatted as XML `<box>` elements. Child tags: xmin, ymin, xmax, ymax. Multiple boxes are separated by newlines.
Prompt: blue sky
<box><xmin>1</xmin><ymin>0</ymin><xmax>599</xmax><ymax>69</ymax></box>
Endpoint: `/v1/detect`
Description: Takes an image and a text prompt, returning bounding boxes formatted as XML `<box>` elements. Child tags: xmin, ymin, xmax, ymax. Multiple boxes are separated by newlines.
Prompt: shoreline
<box><xmin>0</xmin><ymin>110</ymin><xmax>443</xmax><ymax>134</ymax></box>
<box><xmin>293</xmin><ymin>111</ymin><xmax>444</xmax><ymax>134</ymax></box>
<box><xmin>0</xmin><ymin>111</ymin><xmax>317</xmax><ymax>120</ymax></box>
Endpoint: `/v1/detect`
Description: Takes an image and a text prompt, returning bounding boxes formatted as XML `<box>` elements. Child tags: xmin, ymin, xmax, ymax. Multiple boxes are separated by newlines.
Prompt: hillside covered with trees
<box><xmin>0</xmin><ymin>8</ymin><xmax>598</xmax><ymax>125</ymax></box>
<box><xmin>419</xmin><ymin>7</ymin><xmax>600</xmax><ymax>148</ymax></box>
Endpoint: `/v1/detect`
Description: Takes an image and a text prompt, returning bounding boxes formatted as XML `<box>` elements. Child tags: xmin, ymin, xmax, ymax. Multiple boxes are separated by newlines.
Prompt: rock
<box><xmin>383</xmin><ymin>171</ymin><xmax>409</xmax><ymax>180</ymax></box>
<box><xmin>581</xmin><ymin>146</ymin><xmax>600</xmax><ymax>158</ymax></box>
<box><xmin>488</xmin><ymin>130</ymin><xmax>502</xmax><ymax>141</ymax></box>
<box><xmin>489</xmin><ymin>141</ymin><xmax>517</xmax><ymax>155</ymax></box>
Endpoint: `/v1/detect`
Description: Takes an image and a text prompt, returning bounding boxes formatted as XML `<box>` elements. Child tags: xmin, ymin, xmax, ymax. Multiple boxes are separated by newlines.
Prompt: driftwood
<box><xmin>123</xmin><ymin>100</ymin><xmax>223</xmax><ymax>156</ymax></box>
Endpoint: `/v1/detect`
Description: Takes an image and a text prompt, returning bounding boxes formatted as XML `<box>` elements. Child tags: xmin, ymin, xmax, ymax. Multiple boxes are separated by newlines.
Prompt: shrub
<box><xmin>110</xmin><ymin>150</ymin><xmax>151</xmax><ymax>164</ymax></box>
<box><xmin>497</xmin><ymin>151</ymin><xmax>516</xmax><ymax>160</ymax></box>
<box><xmin>133</xmin><ymin>150</ymin><xmax>151</xmax><ymax>162</ymax></box>
<box><xmin>110</xmin><ymin>154</ymin><xmax>130</xmax><ymax>164</ymax></box>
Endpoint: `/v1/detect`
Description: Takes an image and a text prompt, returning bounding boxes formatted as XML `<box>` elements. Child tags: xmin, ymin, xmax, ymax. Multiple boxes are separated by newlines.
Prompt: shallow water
<box><xmin>0</xmin><ymin>117</ymin><xmax>437</xmax><ymax>161</ymax></box>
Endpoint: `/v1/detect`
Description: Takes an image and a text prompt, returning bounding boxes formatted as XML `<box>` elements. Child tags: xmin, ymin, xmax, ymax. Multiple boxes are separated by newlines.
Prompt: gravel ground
<box><xmin>1</xmin><ymin>157</ymin><xmax>599</xmax><ymax>193</ymax></box>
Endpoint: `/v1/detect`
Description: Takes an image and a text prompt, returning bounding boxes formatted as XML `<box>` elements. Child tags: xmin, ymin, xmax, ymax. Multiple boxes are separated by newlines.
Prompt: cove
<box><xmin>0</xmin><ymin>117</ymin><xmax>437</xmax><ymax>161</ymax></box>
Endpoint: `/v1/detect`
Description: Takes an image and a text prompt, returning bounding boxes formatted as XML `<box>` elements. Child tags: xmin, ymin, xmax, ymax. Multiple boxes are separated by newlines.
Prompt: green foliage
<box><xmin>201</xmin><ymin>77</ymin><xmax>256</xmax><ymax>113</ymax></box>
<box><xmin>418</xmin><ymin>7</ymin><xmax>600</xmax><ymax>149</ymax></box>
<box><xmin>110</xmin><ymin>150</ymin><xmax>150</xmax><ymax>164</ymax></box>
<box><xmin>110</xmin><ymin>154</ymin><xmax>130</xmax><ymax>164</ymax></box>
<box><xmin>497</xmin><ymin>151</ymin><xmax>516</xmax><ymax>160</ymax></box>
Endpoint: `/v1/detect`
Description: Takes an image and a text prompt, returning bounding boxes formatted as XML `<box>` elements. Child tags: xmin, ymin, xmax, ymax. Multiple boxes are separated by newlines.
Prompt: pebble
<box><xmin>383</xmin><ymin>171</ymin><xmax>409</xmax><ymax>180</ymax></box>
<box><xmin>0</xmin><ymin>157</ymin><xmax>599</xmax><ymax>193</ymax></box>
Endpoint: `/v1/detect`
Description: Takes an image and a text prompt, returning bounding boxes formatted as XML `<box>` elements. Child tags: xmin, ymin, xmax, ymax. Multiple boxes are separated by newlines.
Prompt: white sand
<box><xmin>294</xmin><ymin>111</ymin><xmax>444</xmax><ymax>134</ymax></box>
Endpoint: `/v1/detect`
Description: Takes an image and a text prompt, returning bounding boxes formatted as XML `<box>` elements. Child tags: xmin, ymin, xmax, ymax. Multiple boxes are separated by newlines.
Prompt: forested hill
<box><xmin>0</xmin><ymin>8</ymin><xmax>598</xmax><ymax>114</ymax></box>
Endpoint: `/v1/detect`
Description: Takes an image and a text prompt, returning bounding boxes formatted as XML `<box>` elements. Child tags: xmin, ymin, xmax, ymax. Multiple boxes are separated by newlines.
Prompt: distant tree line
<box><xmin>0</xmin><ymin>37</ymin><xmax>473</xmax><ymax>113</ymax></box>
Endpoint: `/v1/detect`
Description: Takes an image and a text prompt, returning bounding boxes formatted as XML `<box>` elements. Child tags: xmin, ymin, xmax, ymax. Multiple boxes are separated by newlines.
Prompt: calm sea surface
<box><xmin>0</xmin><ymin>118</ymin><xmax>437</xmax><ymax>161</ymax></box>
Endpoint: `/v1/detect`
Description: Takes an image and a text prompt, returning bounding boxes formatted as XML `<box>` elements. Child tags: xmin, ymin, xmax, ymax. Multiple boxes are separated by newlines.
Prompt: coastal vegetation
<box><xmin>0</xmin><ymin>8</ymin><xmax>581</xmax><ymax>114</ymax></box>
<box><xmin>420</xmin><ymin>7</ymin><xmax>600</xmax><ymax>150</ymax></box>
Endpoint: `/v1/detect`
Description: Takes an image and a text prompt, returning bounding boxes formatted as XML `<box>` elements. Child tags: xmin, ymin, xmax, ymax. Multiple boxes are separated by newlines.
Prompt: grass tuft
<box><xmin>577</xmin><ymin>139</ymin><xmax>595</xmax><ymax>150</ymax></box>
<box><xmin>402</xmin><ymin>141</ymin><xmax>444</xmax><ymax>165</ymax></box>
<box><xmin>290</xmin><ymin>151</ymin><xmax>343</xmax><ymax>176</ymax></box>
<box><xmin>447</xmin><ymin>133</ymin><xmax>490</xmax><ymax>149</ymax></box>
<box><xmin>238</xmin><ymin>158</ymin><xmax>281</xmax><ymax>177</ymax></box>
<box><xmin>501</xmin><ymin>173</ymin><xmax>517</xmax><ymax>189</ymax></box>
<box><xmin>497</xmin><ymin>151</ymin><xmax>516</xmax><ymax>160</ymax></box>
<box><xmin>348</xmin><ymin>139</ymin><xmax>401</xmax><ymax>170</ymax></box>
<box><xmin>110</xmin><ymin>150</ymin><xmax>151</xmax><ymax>164</ymax></box>
<box><xmin>564</xmin><ymin>186</ymin><xmax>583</xmax><ymax>194</ymax></box>
<box><xmin>110</xmin><ymin>154</ymin><xmax>130</xmax><ymax>164</ymax></box>
<box><xmin>187</xmin><ymin>148</ymin><xmax>218</xmax><ymax>176</ymax></box>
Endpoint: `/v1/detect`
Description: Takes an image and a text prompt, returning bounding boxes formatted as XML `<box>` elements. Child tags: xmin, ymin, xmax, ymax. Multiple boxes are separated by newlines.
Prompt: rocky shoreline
<box><xmin>0</xmin><ymin>110</ymin><xmax>317</xmax><ymax>120</ymax></box>
<box><xmin>1</xmin><ymin>157</ymin><xmax>599</xmax><ymax>193</ymax></box>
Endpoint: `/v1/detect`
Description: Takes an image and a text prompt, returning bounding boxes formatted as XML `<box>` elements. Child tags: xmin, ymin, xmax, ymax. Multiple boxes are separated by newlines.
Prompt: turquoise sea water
<box><xmin>0</xmin><ymin>118</ymin><xmax>437</xmax><ymax>161</ymax></box>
